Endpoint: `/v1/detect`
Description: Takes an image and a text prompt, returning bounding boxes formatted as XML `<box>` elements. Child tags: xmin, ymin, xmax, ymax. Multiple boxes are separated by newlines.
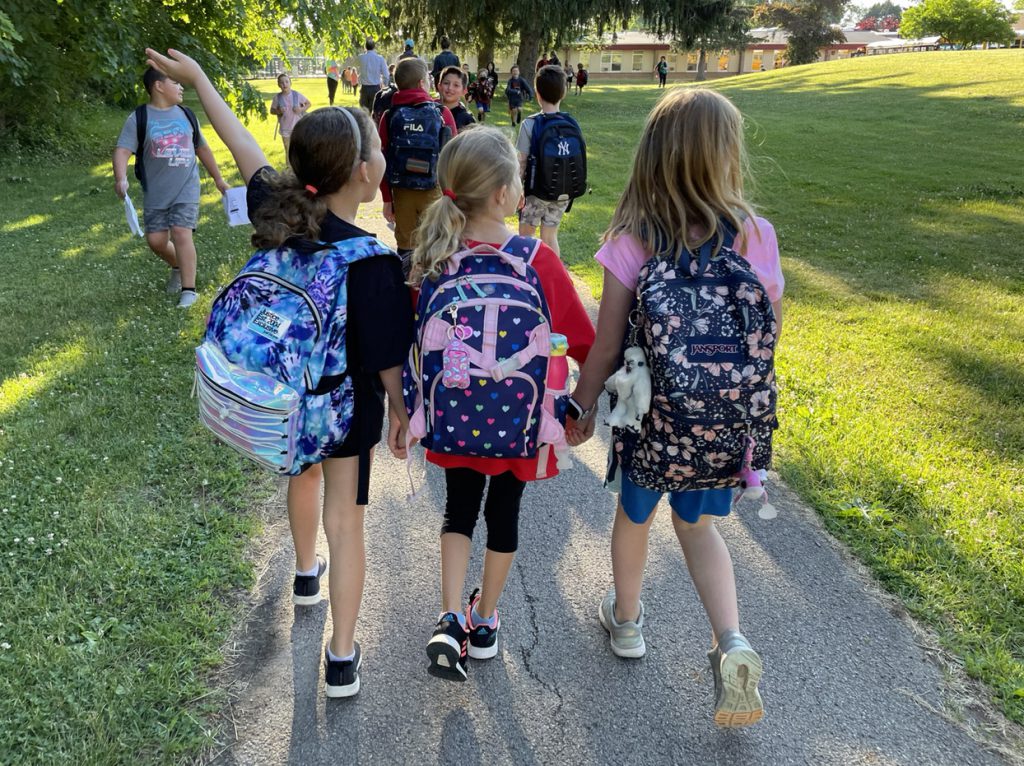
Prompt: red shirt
<box><xmin>378</xmin><ymin>88</ymin><xmax>458</xmax><ymax>203</ymax></box>
<box><xmin>425</xmin><ymin>240</ymin><xmax>595</xmax><ymax>481</ymax></box>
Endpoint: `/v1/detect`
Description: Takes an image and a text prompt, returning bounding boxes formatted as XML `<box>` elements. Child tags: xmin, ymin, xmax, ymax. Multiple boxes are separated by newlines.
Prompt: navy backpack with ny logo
<box><xmin>524</xmin><ymin>112</ymin><xmax>587</xmax><ymax>205</ymax></box>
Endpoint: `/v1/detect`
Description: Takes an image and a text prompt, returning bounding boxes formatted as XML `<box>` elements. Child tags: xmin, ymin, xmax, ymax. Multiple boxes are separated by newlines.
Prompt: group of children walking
<box><xmin>141</xmin><ymin>45</ymin><xmax>783</xmax><ymax>729</ymax></box>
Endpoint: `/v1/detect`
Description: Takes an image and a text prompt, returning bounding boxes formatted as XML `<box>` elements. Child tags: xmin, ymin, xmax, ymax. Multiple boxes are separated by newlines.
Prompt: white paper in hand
<box><xmin>223</xmin><ymin>187</ymin><xmax>251</xmax><ymax>227</ymax></box>
<box><xmin>124</xmin><ymin>194</ymin><xmax>144</xmax><ymax>237</ymax></box>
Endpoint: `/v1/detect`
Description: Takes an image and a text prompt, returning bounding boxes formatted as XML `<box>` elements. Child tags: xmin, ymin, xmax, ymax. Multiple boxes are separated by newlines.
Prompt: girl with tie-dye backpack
<box><xmin>404</xmin><ymin>126</ymin><xmax>594</xmax><ymax>681</ymax></box>
<box><xmin>146</xmin><ymin>48</ymin><xmax>414</xmax><ymax>701</ymax></box>
<box><xmin>566</xmin><ymin>89</ymin><xmax>785</xmax><ymax>728</ymax></box>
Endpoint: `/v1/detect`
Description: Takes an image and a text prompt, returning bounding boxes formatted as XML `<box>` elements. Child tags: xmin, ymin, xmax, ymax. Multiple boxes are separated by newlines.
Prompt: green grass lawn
<box><xmin>558</xmin><ymin>52</ymin><xmax>1024</xmax><ymax>723</ymax></box>
<box><xmin>1</xmin><ymin>52</ymin><xmax>1023</xmax><ymax>762</ymax></box>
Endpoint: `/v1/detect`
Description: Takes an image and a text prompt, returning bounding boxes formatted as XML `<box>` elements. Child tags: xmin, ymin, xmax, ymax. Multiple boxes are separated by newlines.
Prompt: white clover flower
<box><xmin>0</xmin><ymin>642</ymin><xmax>10</xmax><ymax>650</ymax></box>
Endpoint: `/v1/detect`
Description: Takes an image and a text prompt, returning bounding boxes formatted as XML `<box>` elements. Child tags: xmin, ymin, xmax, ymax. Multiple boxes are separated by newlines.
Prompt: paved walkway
<box><xmin>211</xmin><ymin>211</ymin><xmax>1014</xmax><ymax>766</ymax></box>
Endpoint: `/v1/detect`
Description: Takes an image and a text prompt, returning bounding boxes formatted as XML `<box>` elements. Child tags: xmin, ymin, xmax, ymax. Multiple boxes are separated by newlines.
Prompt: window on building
<box><xmin>600</xmin><ymin>52</ymin><xmax>623</xmax><ymax>72</ymax></box>
<box><xmin>687</xmin><ymin>52</ymin><xmax>699</xmax><ymax>71</ymax></box>
<box><xmin>752</xmin><ymin>49</ymin><xmax>763</xmax><ymax>70</ymax></box>
<box><xmin>632</xmin><ymin>52</ymin><xmax>644</xmax><ymax>71</ymax></box>
<box><xmin>718</xmin><ymin>52</ymin><xmax>730</xmax><ymax>71</ymax></box>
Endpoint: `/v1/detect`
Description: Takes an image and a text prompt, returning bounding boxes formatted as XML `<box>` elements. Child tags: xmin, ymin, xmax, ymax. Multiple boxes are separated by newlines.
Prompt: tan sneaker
<box><xmin>708</xmin><ymin>629</ymin><xmax>764</xmax><ymax>727</ymax></box>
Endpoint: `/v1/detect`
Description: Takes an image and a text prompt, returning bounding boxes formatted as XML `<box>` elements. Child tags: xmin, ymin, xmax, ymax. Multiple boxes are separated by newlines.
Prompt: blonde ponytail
<box><xmin>409</xmin><ymin>126</ymin><xmax>521</xmax><ymax>284</ymax></box>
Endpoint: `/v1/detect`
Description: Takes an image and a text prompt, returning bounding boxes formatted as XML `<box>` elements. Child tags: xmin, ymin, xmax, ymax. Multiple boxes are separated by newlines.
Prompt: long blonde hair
<box><xmin>409</xmin><ymin>126</ymin><xmax>521</xmax><ymax>283</ymax></box>
<box><xmin>604</xmin><ymin>88</ymin><xmax>756</xmax><ymax>258</ymax></box>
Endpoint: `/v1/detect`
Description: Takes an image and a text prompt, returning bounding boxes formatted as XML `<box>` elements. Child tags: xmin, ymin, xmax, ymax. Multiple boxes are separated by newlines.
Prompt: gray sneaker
<box><xmin>166</xmin><ymin>268</ymin><xmax>182</xmax><ymax>294</ymax></box>
<box><xmin>707</xmin><ymin>629</ymin><xmax>764</xmax><ymax>727</ymax></box>
<box><xmin>176</xmin><ymin>290</ymin><xmax>198</xmax><ymax>309</ymax></box>
<box><xmin>598</xmin><ymin>591</ymin><xmax>646</xmax><ymax>658</ymax></box>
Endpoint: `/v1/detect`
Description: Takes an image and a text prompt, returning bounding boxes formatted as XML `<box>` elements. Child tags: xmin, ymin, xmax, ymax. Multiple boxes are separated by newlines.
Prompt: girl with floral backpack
<box><xmin>405</xmin><ymin>126</ymin><xmax>594</xmax><ymax>681</ymax></box>
<box><xmin>566</xmin><ymin>88</ymin><xmax>784</xmax><ymax>727</ymax></box>
<box><xmin>146</xmin><ymin>48</ymin><xmax>414</xmax><ymax>700</ymax></box>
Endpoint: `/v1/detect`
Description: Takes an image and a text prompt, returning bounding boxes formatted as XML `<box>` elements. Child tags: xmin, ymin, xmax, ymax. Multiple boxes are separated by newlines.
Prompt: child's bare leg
<box><xmin>540</xmin><ymin>223</ymin><xmax>560</xmax><ymax>257</ymax></box>
<box><xmin>518</xmin><ymin>221</ymin><xmax>537</xmax><ymax>238</ymax></box>
<box><xmin>671</xmin><ymin>513</ymin><xmax>739</xmax><ymax>640</ymax></box>
<box><xmin>170</xmin><ymin>226</ymin><xmax>197</xmax><ymax>288</ymax></box>
<box><xmin>287</xmin><ymin>464</ymin><xmax>321</xmax><ymax>572</ymax></box>
<box><xmin>440</xmin><ymin>533</ymin><xmax>472</xmax><ymax>614</ymax></box>
<box><xmin>145</xmin><ymin>230</ymin><xmax>177</xmax><ymax>268</ymax></box>
<box><xmin>322</xmin><ymin>455</ymin><xmax>366</xmax><ymax>657</ymax></box>
<box><xmin>475</xmin><ymin>549</ymin><xmax>514</xmax><ymax>618</ymax></box>
<box><xmin>611</xmin><ymin>501</ymin><xmax>656</xmax><ymax>622</ymax></box>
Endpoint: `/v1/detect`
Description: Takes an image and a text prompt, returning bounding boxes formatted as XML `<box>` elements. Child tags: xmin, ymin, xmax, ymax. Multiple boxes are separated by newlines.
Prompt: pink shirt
<box><xmin>595</xmin><ymin>216</ymin><xmax>784</xmax><ymax>303</ymax></box>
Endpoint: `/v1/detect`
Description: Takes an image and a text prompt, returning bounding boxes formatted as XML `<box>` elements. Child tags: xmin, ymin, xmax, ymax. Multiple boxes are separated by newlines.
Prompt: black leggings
<box><xmin>442</xmin><ymin>468</ymin><xmax>526</xmax><ymax>553</ymax></box>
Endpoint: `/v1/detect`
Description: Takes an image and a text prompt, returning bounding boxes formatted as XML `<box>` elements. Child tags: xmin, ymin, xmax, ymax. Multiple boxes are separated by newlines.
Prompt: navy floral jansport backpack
<box><xmin>616</xmin><ymin>223</ymin><xmax>779</xmax><ymax>492</ymax></box>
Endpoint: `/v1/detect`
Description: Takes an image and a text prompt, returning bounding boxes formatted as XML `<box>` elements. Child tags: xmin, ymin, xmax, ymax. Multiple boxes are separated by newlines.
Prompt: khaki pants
<box><xmin>392</xmin><ymin>186</ymin><xmax>441</xmax><ymax>250</ymax></box>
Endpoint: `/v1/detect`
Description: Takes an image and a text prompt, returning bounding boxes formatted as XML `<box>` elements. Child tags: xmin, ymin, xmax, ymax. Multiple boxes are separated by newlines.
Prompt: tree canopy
<box><xmin>754</xmin><ymin>0</ymin><xmax>848</xmax><ymax>65</ymax></box>
<box><xmin>900</xmin><ymin>0</ymin><xmax>1015</xmax><ymax>47</ymax></box>
<box><xmin>0</xmin><ymin>0</ymin><xmax>379</xmax><ymax>148</ymax></box>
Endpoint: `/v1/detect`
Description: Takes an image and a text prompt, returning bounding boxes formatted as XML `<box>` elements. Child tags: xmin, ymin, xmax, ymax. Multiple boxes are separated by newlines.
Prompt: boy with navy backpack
<box><xmin>379</xmin><ymin>58</ymin><xmax>457</xmax><ymax>271</ymax></box>
<box><xmin>113</xmin><ymin>67</ymin><xmax>229</xmax><ymax>308</ymax></box>
<box><xmin>516</xmin><ymin>65</ymin><xmax>587</xmax><ymax>258</ymax></box>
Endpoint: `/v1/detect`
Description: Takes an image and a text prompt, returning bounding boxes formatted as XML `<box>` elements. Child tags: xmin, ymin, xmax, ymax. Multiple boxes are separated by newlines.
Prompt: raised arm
<box><xmin>145</xmin><ymin>48</ymin><xmax>268</xmax><ymax>184</ymax></box>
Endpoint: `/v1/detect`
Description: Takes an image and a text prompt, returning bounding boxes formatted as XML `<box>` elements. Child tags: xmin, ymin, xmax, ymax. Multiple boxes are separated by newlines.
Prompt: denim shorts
<box><xmin>620</xmin><ymin>475</ymin><xmax>732</xmax><ymax>525</ymax></box>
<box><xmin>143</xmin><ymin>202</ymin><xmax>199</xmax><ymax>233</ymax></box>
<box><xmin>475</xmin><ymin>101</ymin><xmax>490</xmax><ymax>113</ymax></box>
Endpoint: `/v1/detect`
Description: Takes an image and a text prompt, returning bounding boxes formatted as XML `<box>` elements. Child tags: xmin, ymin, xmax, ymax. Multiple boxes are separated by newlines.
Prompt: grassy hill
<box><xmin>0</xmin><ymin>50</ymin><xmax>1021</xmax><ymax>762</ymax></box>
<box><xmin>558</xmin><ymin>50</ymin><xmax>1024</xmax><ymax>725</ymax></box>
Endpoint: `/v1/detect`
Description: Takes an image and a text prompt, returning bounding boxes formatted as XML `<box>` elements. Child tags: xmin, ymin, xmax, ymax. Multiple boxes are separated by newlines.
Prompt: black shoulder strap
<box><xmin>133</xmin><ymin>105</ymin><xmax>147</xmax><ymax>189</ymax></box>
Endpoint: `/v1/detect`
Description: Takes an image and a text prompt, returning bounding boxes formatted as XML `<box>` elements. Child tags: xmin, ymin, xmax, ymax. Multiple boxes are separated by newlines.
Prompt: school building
<box><xmin>547</xmin><ymin>29</ymin><xmax>898</xmax><ymax>80</ymax></box>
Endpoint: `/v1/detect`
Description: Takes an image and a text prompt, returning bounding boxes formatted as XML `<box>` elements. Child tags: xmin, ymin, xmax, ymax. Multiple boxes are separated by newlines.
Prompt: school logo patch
<box><xmin>248</xmin><ymin>307</ymin><xmax>292</xmax><ymax>341</ymax></box>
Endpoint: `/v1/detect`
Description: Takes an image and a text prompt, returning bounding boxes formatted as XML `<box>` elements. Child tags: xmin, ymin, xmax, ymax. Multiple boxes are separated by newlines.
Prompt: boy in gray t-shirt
<box><xmin>113</xmin><ymin>67</ymin><xmax>228</xmax><ymax>308</ymax></box>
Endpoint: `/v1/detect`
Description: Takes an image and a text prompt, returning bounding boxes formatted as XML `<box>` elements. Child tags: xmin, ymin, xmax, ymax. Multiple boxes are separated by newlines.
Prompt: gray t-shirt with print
<box><xmin>116</xmin><ymin>105</ymin><xmax>206</xmax><ymax>209</ymax></box>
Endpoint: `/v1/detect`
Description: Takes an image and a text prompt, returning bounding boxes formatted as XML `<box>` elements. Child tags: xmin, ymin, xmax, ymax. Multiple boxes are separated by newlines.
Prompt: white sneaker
<box><xmin>176</xmin><ymin>290</ymin><xmax>198</xmax><ymax>309</ymax></box>
<box><xmin>166</xmin><ymin>269</ymin><xmax>182</xmax><ymax>294</ymax></box>
<box><xmin>598</xmin><ymin>591</ymin><xmax>646</xmax><ymax>658</ymax></box>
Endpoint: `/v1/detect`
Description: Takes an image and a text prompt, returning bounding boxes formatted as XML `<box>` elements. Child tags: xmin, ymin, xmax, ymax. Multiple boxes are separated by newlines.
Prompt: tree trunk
<box><xmin>736</xmin><ymin>46</ymin><xmax>745</xmax><ymax>75</ymax></box>
<box><xmin>697</xmin><ymin>49</ymin><xmax>708</xmax><ymax>81</ymax></box>
<box><xmin>477</xmin><ymin>42</ymin><xmax>495</xmax><ymax>70</ymax></box>
<box><xmin>517</xmin><ymin>27</ymin><xmax>543</xmax><ymax>77</ymax></box>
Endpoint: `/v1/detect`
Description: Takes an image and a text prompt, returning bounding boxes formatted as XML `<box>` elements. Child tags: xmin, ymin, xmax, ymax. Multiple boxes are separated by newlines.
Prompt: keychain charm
<box><xmin>442</xmin><ymin>322</ymin><xmax>472</xmax><ymax>389</ymax></box>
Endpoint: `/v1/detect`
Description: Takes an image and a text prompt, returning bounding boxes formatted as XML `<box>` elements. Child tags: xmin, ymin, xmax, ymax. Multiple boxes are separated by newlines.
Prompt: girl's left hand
<box><xmin>387</xmin><ymin>407</ymin><xmax>415</xmax><ymax>459</ymax></box>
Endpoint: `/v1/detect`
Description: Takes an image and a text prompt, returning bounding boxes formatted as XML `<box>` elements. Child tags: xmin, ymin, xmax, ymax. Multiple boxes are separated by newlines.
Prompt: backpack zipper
<box><xmin>425</xmin><ymin>274</ymin><xmax>543</xmax><ymax>316</ymax></box>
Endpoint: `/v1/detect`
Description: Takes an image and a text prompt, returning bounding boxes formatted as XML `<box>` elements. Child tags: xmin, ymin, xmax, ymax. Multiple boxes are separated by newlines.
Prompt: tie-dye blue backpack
<box><xmin>195</xmin><ymin>236</ymin><xmax>394</xmax><ymax>474</ymax></box>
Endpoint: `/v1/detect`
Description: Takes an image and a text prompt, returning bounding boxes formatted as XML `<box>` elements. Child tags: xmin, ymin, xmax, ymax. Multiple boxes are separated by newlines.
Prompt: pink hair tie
<box><xmin>442</xmin><ymin>189</ymin><xmax>457</xmax><ymax>202</ymax></box>
<box><xmin>304</xmin><ymin>184</ymin><xmax>319</xmax><ymax>197</ymax></box>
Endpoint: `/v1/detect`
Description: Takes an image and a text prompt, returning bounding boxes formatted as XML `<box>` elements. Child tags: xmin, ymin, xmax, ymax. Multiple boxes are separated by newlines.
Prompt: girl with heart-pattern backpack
<box><xmin>405</xmin><ymin>126</ymin><xmax>594</xmax><ymax>681</ymax></box>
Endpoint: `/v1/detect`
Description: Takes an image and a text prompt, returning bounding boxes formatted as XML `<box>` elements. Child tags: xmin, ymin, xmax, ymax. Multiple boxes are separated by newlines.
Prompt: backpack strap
<box><xmin>133</xmin><ymin>104</ymin><xmax>147</xmax><ymax>191</ymax></box>
<box><xmin>500</xmin><ymin>235</ymin><xmax>542</xmax><ymax>265</ymax></box>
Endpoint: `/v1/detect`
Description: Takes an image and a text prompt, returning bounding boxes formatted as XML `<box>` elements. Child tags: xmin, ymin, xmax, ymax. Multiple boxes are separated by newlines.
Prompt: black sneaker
<box><xmin>324</xmin><ymin>641</ymin><xmax>361</xmax><ymax>698</ymax></box>
<box><xmin>465</xmin><ymin>588</ymin><xmax>500</xmax><ymax>660</ymax></box>
<box><xmin>426</xmin><ymin>612</ymin><xmax>468</xmax><ymax>681</ymax></box>
<box><xmin>293</xmin><ymin>554</ymin><xmax>328</xmax><ymax>606</ymax></box>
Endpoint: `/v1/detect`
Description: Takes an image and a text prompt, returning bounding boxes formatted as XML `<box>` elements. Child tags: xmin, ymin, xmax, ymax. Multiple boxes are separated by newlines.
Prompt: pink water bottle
<box><xmin>545</xmin><ymin>334</ymin><xmax>572</xmax><ymax>469</ymax></box>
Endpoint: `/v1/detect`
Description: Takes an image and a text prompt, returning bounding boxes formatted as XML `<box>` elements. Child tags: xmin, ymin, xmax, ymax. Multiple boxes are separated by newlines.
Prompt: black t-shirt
<box><xmin>246</xmin><ymin>167</ymin><xmax>414</xmax><ymax>454</ymax></box>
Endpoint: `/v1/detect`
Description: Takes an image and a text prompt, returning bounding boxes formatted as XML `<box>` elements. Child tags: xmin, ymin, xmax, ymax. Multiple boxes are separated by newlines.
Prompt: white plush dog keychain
<box><xmin>604</xmin><ymin>347</ymin><xmax>652</xmax><ymax>431</ymax></box>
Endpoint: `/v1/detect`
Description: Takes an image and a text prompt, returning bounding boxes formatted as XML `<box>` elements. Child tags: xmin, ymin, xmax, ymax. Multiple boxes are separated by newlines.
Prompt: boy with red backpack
<box><xmin>379</xmin><ymin>58</ymin><xmax>458</xmax><ymax>272</ymax></box>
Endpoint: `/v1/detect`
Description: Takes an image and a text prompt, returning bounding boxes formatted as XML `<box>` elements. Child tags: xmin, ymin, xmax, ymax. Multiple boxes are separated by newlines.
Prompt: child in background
<box><xmin>269</xmin><ymin>73</ymin><xmax>310</xmax><ymax>157</ymax></box>
<box><xmin>408</xmin><ymin>127</ymin><xmax>594</xmax><ymax>681</ymax></box>
<box><xmin>468</xmin><ymin>69</ymin><xmax>495</xmax><ymax>122</ymax></box>
<box><xmin>113</xmin><ymin>66</ymin><xmax>229</xmax><ymax>309</ymax></box>
<box><xmin>575</xmin><ymin>63</ymin><xmax>588</xmax><ymax>95</ymax></box>
<box><xmin>504</xmin><ymin>65</ymin><xmax>533</xmax><ymax>126</ymax></box>
<box><xmin>379</xmin><ymin>57</ymin><xmax>457</xmax><ymax>269</ymax></box>
<box><xmin>326</xmin><ymin>60</ymin><xmax>340</xmax><ymax>105</ymax></box>
<box><xmin>516</xmin><ymin>65</ymin><xmax>580</xmax><ymax>257</ymax></box>
<box><xmin>145</xmin><ymin>47</ymin><xmax>414</xmax><ymax>699</ymax></box>
<box><xmin>438</xmin><ymin>65</ymin><xmax>476</xmax><ymax>131</ymax></box>
<box><xmin>566</xmin><ymin>88</ymin><xmax>783</xmax><ymax>727</ymax></box>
